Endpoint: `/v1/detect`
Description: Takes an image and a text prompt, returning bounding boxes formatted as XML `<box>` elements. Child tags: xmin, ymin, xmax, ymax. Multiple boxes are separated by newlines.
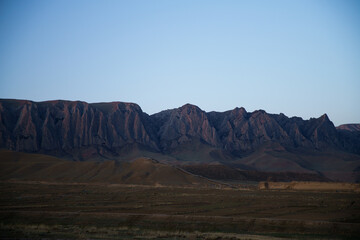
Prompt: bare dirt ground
<box><xmin>0</xmin><ymin>180</ymin><xmax>359</xmax><ymax>239</ymax></box>
<box><xmin>259</xmin><ymin>181</ymin><xmax>360</xmax><ymax>191</ymax></box>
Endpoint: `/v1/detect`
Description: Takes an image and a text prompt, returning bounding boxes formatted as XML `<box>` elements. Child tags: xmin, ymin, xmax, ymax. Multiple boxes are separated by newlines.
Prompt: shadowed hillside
<box><xmin>181</xmin><ymin>164</ymin><xmax>331</xmax><ymax>182</ymax></box>
<box><xmin>0</xmin><ymin>150</ymin><xmax>217</xmax><ymax>187</ymax></box>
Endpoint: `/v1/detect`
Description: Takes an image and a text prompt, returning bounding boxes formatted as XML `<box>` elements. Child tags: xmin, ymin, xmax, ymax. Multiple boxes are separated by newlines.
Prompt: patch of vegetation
<box><xmin>0</xmin><ymin>181</ymin><xmax>359</xmax><ymax>239</ymax></box>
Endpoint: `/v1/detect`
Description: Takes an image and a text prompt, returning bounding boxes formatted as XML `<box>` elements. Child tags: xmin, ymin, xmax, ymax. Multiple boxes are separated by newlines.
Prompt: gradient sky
<box><xmin>0</xmin><ymin>0</ymin><xmax>359</xmax><ymax>126</ymax></box>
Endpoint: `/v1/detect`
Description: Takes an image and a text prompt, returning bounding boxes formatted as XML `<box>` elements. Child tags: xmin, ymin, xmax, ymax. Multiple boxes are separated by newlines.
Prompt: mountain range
<box><xmin>1</xmin><ymin>99</ymin><xmax>359</xmax><ymax>182</ymax></box>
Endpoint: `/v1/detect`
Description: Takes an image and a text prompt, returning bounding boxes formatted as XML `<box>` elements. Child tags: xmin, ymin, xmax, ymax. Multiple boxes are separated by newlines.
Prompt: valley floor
<box><xmin>0</xmin><ymin>181</ymin><xmax>359</xmax><ymax>239</ymax></box>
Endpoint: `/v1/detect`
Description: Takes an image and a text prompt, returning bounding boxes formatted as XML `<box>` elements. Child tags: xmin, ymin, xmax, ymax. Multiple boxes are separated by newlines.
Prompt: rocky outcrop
<box><xmin>0</xmin><ymin>99</ymin><xmax>158</xmax><ymax>158</ymax></box>
<box><xmin>151</xmin><ymin>104</ymin><xmax>219</xmax><ymax>151</ymax></box>
<box><xmin>208</xmin><ymin>109</ymin><xmax>351</xmax><ymax>154</ymax></box>
<box><xmin>336</xmin><ymin>124</ymin><xmax>360</xmax><ymax>155</ymax></box>
<box><xmin>337</xmin><ymin>124</ymin><xmax>360</xmax><ymax>132</ymax></box>
<box><xmin>0</xmin><ymin>99</ymin><xmax>359</xmax><ymax>159</ymax></box>
<box><xmin>207</xmin><ymin>108</ymin><xmax>291</xmax><ymax>154</ymax></box>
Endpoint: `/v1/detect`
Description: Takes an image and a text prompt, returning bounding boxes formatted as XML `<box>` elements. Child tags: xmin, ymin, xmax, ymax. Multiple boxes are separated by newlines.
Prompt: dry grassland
<box><xmin>0</xmin><ymin>181</ymin><xmax>359</xmax><ymax>239</ymax></box>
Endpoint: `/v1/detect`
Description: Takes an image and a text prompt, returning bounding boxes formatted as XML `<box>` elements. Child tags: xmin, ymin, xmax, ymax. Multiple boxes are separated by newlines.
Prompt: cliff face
<box><xmin>0</xmin><ymin>100</ymin><xmax>158</xmax><ymax>157</ymax></box>
<box><xmin>207</xmin><ymin>108</ymin><xmax>291</xmax><ymax>153</ymax></box>
<box><xmin>151</xmin><ymin>104</ymin><xmax>219</xmax><ymax>151</ymax></box>
<box><xmin>336</xmin><ymin>124</ymin><xmax>360</xmax><ymax>155</ymax></box>
<box><xmin>0</xmin><ymin>99</ymin><xmax>359</xmax><ymax>159</ymax></box>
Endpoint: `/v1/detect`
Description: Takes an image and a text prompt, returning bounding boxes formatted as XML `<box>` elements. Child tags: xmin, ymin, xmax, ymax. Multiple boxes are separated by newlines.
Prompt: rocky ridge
<box><xmin>0</xmin><ymin>99</ymin><xmax>359</xmax><ymax>159</ymax></box>
<box><xmin>337</xmin><ymin>124</ymin><xmax>360</xmax><ymax>132</ymax></box>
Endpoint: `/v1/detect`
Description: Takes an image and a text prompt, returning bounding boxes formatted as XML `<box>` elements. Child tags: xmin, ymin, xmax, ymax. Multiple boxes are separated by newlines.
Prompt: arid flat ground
<box><xmin>0</xmin><ymin>181</ymin><xmax>359</xmax><ymax>239</ymax></box>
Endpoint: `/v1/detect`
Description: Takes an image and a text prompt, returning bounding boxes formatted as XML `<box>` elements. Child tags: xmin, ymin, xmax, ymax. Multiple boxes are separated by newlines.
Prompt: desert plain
<box><xmin>0</xmin><ymin>179</ymin><xmax>359</xmax><ymax>239</ymax></box>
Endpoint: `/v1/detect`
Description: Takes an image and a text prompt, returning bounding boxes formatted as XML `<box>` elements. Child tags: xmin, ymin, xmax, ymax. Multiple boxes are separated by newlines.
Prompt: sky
<box><xmin>0</xmin><ymin>0</ymin><xmax>359</xmax><ymax>126</ymax></box>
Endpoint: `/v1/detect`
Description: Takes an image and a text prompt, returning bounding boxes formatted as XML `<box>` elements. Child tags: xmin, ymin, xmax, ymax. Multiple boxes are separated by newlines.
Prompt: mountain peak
<box><xmin>320</xmin><ymin>113</ymin><xmax>330</xmax><ymax>121</ymax></box>
<box><xmin>180</xmin><ymin>103</ymin><xmax>200</xmax><ymax>109</ymax></box>
<box><xmin>232</xmin><ymin>107</ymin><xmax>247</xmax><ymax>113</ymax></box>
<box><xmin>179</xmin><ymin>103</ymin><xmax>203</xmax><ymax>114</ymax></box>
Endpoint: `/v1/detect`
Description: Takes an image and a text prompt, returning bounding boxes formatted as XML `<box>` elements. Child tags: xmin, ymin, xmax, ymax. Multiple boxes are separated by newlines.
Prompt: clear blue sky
<box><xmin>0</xmin><ymin>0</ymin><xmax>359</xmax><ymax>126</ymax></box>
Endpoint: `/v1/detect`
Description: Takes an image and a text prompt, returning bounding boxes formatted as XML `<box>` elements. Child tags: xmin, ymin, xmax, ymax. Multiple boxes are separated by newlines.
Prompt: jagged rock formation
<box><xmin>152</xmin><ymin>104</ymin><xmax>219</xmax><ymax>151</ymax></box>
<box><xmin>337</xmin><ymin>124</ymin><xmax>360</xmax><ymax>132</ymax></box>
<box><xmin>153</xmin><ymin>104</ymin><xmax>358</xmax><ymax>155</ymax></box>
<box><xmin>0</xmin><ymin>99</ymin><xmax>158</xmax><ymax>158</ymax></box>
<box><xmin>0</xmin><ymin>99</ymin><xmax>359</xmax><ymax>159</ymax></box>
<box><xmin>336</xmin><ymin>124</ymin><xmax>360</xmax><ymax>156</ymax></box>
